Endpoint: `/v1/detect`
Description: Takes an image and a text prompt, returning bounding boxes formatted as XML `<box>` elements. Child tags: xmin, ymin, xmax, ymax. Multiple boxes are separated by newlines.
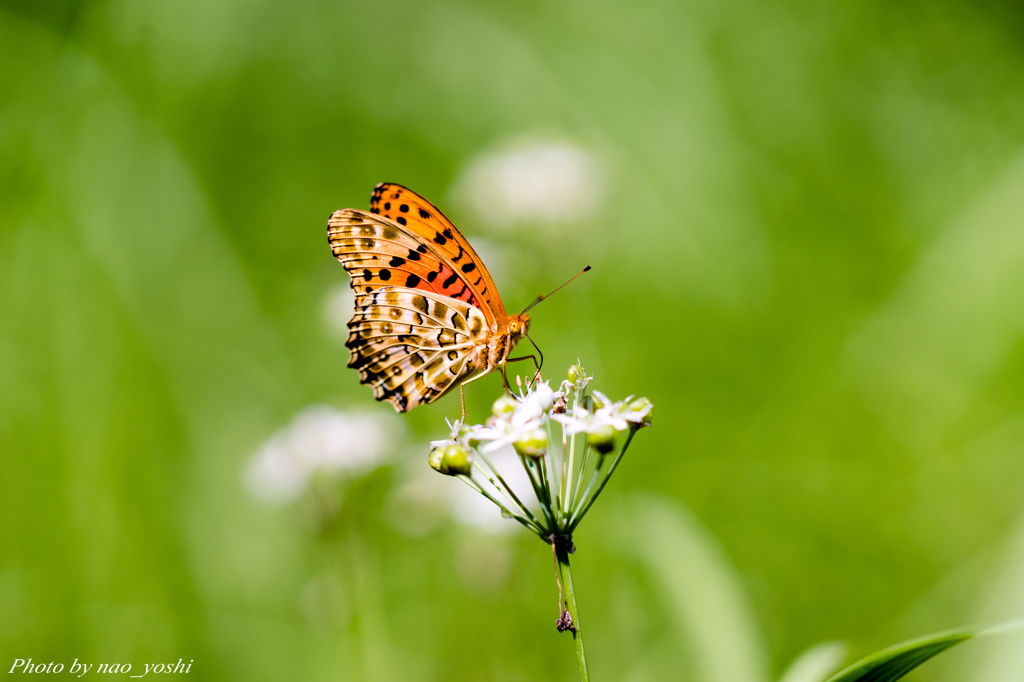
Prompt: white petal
<box><xmin>244</xmin><ymin>436</ymin><xmax>309</xmax><ymax>506</ymax></box>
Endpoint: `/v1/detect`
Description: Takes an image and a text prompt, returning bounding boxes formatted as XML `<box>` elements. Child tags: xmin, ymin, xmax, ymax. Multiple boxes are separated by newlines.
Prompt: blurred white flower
<box><xmin>390</xmin><ymin>446</ymin><xmax>536</xmax><ymax>537</ymax></box>
<box><xmin>245</xmin><ymin>405</ymin><xmax>397</xmax><ymax>506</ymax></box>
<box><xmin>387</xmin><ymin>473</ymin><xmax>451</xmax><ymax>537</ymax></box>
<box><xmin>449</xmin><ymin>448</ymin><xmax>536</xmax><ymax>534</ymax></box>
<box><xmin>462</xmin><ymin>237</ymin><xmax>508</xmax><ymax>290</ymax></box>
<box><xmin>322</xmin><ymin>283</ymin><xmax>354</xmax><ymax>343</ymax></box>
<box><xmin>452</xmin><ymin>137</ymin><xmax>605</xmax><ymax>231</ymax></box>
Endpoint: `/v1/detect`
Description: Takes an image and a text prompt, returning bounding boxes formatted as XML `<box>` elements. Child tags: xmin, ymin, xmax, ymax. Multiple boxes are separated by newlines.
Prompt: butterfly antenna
<box><xmin>521</xmin><ymin>265</ymin><xmax>592</xmax><ymax>315</ymax></box>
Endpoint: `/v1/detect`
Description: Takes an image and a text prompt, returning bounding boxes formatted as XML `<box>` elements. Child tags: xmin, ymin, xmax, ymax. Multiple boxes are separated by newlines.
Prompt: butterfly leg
<box><xmin>505</xmin><ymin>355</ymin><xmax>541</xmax><ymax>388</ymax></box>
<box><xmin>458</xmin><ymin>368</ymin><xmax>493</xmax><ymax>420</ymax></box>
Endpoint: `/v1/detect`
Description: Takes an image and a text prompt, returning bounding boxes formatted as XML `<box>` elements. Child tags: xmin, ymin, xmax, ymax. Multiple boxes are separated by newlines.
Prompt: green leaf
<box><xmin>778</xmin><ymin>641</ymin><xmax>847</xmax><ymax>682</ymax></box>
<box><xmin>824</xmin><ymin>628</ymin><xmax>977</xmax><ymax>682</ymax></box>
<box><xmin>627</xmin><ymin>494</ymin><xmax>769</xmax><ymax>682</ymax></box>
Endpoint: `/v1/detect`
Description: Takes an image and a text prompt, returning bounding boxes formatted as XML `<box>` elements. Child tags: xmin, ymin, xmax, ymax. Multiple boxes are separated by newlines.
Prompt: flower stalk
<box><xmin>427</xmin><ymin>362</ymin><xmax>651</xmax><ymax>682</ymax></box>
<box><xmin>556</xmin><ymin>542</ymin><xmax>589</xmax><ymax>682</ymax></box>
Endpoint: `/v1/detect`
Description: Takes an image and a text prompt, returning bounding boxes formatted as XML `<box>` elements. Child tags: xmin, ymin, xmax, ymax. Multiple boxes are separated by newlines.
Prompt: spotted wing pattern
<box><xmin>369</xmin><ymin>183</ymin><xmax>506</xmax><ymax>319</ymax></box>
<box><xmin>346</xmin><ymin>287</ymin><xmax>490</xmax><ymax>411</ymax></box>
<box><xmin>329</xmin><ymin>208</ymin><xmax>501</xmax><ymax>325</ymax></box>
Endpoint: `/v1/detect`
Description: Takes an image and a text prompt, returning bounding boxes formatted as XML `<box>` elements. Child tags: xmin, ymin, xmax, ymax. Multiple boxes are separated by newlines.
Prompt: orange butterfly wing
<box><xmin>328</xmin><ymin>209</ymin><xmax>488</xmax><ymax>310</ymax></box>
<box><xmin>328</xmin><ymin>184</ymin><xmax>515</xmax><ymax>412</ymax></box>
<box><xmin>329</xmin><ymin>183</ymin><xmax>506</xmax><ymax>325</ymax></box>
<box><xmin>369</xmin><ymin>183</ymin><xmax>506</xmax><ymax>322</ymax></box>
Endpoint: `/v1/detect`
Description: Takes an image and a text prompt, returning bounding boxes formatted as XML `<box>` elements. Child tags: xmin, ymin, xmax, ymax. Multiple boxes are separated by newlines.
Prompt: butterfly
<box><xmin>328</xmin><ymin>183</ymin><xmax>534</xmax><ymax>413</ymax></box>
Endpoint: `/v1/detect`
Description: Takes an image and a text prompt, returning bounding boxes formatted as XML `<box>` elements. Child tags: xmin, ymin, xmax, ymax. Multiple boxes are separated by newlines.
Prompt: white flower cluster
<box><xmin>431</xmin><ymin>381</ymin><xmax>558</xmax><ymax>457</ymax></box>
<box><xmin>432</xmin><ymin>366</ymin><xmax>651</xmax><ymax>464</ymax></box>
<box><xmin>426</xmin><ymin>363</ymin><xmax>652</xmax><ymax>540</ymax></box>
<box><xmin>245</xmin><ymin>405</ymin><xmax>397</xmax><ymax>505</ymax></box>
<box><xmin>553</xmin><ymin>390</ymin><xmax>653</xmax><ymax>435</ymax></box>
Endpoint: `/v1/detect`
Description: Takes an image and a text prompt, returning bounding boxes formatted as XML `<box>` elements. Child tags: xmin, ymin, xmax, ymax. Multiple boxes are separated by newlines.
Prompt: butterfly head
<box><xmin>507</xmin><ymin>313</ymin><xmax>531</xmax><ymax>342</ymax></box>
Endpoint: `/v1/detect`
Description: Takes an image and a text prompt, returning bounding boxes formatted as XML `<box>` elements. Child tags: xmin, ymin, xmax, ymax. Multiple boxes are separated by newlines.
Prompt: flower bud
<box><xmin>492</xmin><ymin>394</ymin><xmax>517</xmax><ymax>419</ymax></box>
<box><xmin>587</xmin><ymin>425</ymin><xmax>616</xmax><ymax>455</ymax></box>
<box><xmin>428</xmin><ymin>444</ymin><xmax>474</xmax><ymax>476</ymax></box>
<box><xmin>567</xmin><ymin>362</ymin><xmax>590</xmax><ymax>389</ymax></box>
<box><xmin>428</xmin><ymin>446</ymin><xmax>446</xmax><ymax>473</ymax></box>
<box><xmin>513</xmin><ymin>428</ymin><xmax>548</xmax><ymax>459</ymax></box>
<box><xmin>590</xmin><ymin>390</ymin><xmax>609</xmax><ymax>410</ymax></box>
<box><xmin>442</xmin><ymin>443</ymin><xmax>474</xmax><ymax>475</ymax></box>
<box><xmin>628</xmin><ymin>396</ymin><xmax>653</xmax><ymax>426</ymax></box>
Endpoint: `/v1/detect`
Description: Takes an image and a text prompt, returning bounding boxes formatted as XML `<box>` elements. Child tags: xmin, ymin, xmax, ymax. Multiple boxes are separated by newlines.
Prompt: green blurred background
<box><xmin>3</xmin><ymin>0</ymin><xmax>1024</xmax><ymax>680</ymax></box>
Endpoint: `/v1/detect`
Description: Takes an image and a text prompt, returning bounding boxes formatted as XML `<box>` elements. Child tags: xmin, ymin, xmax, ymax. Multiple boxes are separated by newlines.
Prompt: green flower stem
<box><xmin>569</xmin><ymin>428</ymin><xmax>636</xmax><ymax>533</ymax></box>
<box><xmin>543</xmin><ymin>418</ymin><xmax>562</xmax><ymax>512</ymax></box>
<box><xmin>569</xmin><ymin>441</ymin><xmax>592</xmax><ymax>513</ymax></box>
<box><xmin>569</xmin><ymin>457</ymin><xmax>605</xmax><ymax>528</ymax></box>
<box><xmin>520</xmin><ymin>454</ymin><xmax>556</xmax><ymax>531</ymax></box>
<box><xmin>537</xmin><ymin>457</ymin><xmax>557</xmax><ymax>512</ymax></box>
<box><xmin>348</xmin><ymin>528</ymin><xmax>392</xmax><ymax>682</ymax></box>
<box><xmin>560</xmin><ymin>420</ymin><xmax>569</xmax><ymax>512</ymax></box>
<box><xmin>556</xmin><ymin>543</ymin><xmax>589</xmax><ymax>682</ymax></box>
<box><xmin>474</xmin><ymin>450</ymin><xmax>542</xmax><ymax>528</ymax></box>
<box><xmin>457</xmin><ymin>474</ymin><xmax>544</xmax><ymax>535</ymax></box>
<box><xmin>469</xmin><ymin>459</ymin><xmax>522</xmax><ymax>512</ymax></box>
<box><xmin>563</xmin><ymin>395</ymin><xmax>580</xmax><ymax>514</ymax></box>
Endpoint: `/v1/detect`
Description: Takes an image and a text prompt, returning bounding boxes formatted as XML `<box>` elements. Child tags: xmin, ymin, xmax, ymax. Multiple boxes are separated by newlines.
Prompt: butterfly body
<box><xmin>329</xmin><ymin>183</ymin><xmax>530</xmax><ymax>412</ymax></box>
